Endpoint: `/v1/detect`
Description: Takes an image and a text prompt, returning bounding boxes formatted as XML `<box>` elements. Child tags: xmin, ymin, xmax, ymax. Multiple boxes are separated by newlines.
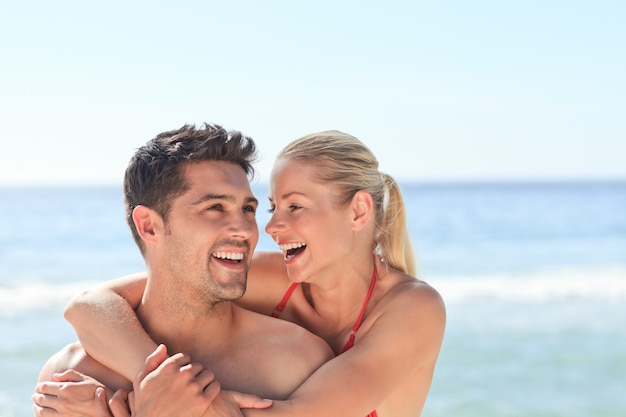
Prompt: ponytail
<box><xmin>377</xmin><ymin>173</ymin><xmax>416</xmax><ymax>277</ymax></box>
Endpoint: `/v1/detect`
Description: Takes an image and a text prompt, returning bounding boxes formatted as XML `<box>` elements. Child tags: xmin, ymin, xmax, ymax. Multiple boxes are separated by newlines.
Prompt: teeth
<box><xmin>279</xmin><ymin>242</ymin><xmax>306</xmax><ymax>251</ymax></box>
<box><xmin>212</xmin><ymin>252</ymin><xmax>244</xmax><ymax>260</ymax></box>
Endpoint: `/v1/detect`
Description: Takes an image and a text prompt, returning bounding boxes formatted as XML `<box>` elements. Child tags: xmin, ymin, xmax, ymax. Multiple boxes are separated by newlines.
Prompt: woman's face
<box><xmin>265</xmin><ymin>158</ymin><xmax>354</xmax><ymax>282</ymax></box>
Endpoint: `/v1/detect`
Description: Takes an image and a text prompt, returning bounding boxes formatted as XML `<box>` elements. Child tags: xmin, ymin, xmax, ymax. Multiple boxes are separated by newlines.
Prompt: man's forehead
<box><xmin>183</xmin><ymin>160</ymin><xmax>249</xmax><ymax>180</ymax></box>
<box><xmin>182</xmin><ymin>161</ymin><xmax>254</xmax><ymax>198</ymax></box>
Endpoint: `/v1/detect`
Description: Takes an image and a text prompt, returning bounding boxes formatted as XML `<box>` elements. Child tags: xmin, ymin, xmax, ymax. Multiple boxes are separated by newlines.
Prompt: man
<box><xmin>34</xmin><ymin>124</ymin><xmax>333</xmax><ymax>416</ymax></box>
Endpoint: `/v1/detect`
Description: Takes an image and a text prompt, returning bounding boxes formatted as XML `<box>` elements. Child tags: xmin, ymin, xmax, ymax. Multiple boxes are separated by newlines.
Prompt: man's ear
<box><xmin>350</xmin><ymin>190</ymin><xmax>374</xmax><ymax>231</ymax></box>
<box><xmin>132</xmin><ymin>205</ymin><xmax>162</xmax><ymax>245</ymax></box>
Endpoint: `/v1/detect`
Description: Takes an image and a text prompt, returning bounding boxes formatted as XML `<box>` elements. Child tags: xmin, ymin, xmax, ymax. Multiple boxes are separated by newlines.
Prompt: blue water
<box><xmin>1</xmin><ymin>182</ymin><xmax>625</xmax><ymax>417</ymax></box>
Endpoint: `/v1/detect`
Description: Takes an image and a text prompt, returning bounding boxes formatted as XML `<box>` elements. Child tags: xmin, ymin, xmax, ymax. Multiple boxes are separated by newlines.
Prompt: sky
<box><xmin>1</xmin><ymin>0</ymin><xmax>625</xmax><ymax>185</ymax></box>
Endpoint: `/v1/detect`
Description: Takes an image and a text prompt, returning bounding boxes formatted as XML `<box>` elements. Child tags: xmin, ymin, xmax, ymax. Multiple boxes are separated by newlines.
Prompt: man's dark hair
<box><xmin>124</xmin><ymin>123</ymin><xmax>258</xmax><ymax>254</ymax></box>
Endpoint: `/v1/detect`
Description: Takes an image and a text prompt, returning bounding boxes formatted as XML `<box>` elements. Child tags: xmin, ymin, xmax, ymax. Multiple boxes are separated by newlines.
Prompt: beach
<box><xmin>2</xmin><ymin>181</ymin><xmax>625</xmax><ymax>417</ymax></box>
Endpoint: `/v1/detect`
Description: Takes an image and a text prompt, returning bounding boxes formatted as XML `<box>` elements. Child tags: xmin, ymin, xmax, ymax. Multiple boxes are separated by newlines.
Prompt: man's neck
<box><xmin>136</xmin><ymin>290</ymin><xmax>239</xmax><ymax>361</ymax></box>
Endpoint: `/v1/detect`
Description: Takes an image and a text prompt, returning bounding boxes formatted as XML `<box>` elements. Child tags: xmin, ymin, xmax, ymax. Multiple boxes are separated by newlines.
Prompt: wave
<box><xmin>427</xmin><ymin>265</ymin><xmax>626</xmax><ymax>303</ymax></box>
<box><xmin>2</xmin><ymin>266</ymin><xmax>626</xmax><ymax>316</ymax></box>
<box><xmin>0</xmin><ymin>281</ymin><xmax>98</xmax><ymax>317</ymax></box>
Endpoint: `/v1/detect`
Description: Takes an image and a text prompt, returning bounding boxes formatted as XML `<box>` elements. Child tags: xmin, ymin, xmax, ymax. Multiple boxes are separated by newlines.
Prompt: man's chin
<box><xmin>217</xmin><ymin>282</ymin><xmax>246</xmax><ymax>301</ymax></box>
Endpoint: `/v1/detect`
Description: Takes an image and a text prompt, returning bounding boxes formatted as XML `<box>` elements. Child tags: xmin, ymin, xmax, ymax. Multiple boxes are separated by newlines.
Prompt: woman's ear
<box><xmin>132</xmin><ymin>205</ymin><xmax>162</xmax><ymax>246</ymax></box>
<box><xmin>350</xmin><ymin>190</ymin><xmax>374</xmax><ymax>231</ymax></box>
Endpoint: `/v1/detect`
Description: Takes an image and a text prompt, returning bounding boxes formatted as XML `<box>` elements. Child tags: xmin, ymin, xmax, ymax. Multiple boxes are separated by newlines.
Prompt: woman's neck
<box><xmin>307</xmin><ymin>256</ymin><xmax>379</xmax><ymax>333</ymax></box>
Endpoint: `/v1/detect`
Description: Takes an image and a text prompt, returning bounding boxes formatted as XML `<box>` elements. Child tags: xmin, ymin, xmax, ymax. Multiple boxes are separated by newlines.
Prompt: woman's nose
<box><xmin>265</xmin><ymin>211</ymin><xmax>285</xmax><ymax>236</ymax></box>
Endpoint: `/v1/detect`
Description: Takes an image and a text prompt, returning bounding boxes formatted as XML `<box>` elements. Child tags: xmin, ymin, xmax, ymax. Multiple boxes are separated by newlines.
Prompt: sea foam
<box><xmin>2</xmin><ymin>265</ymin><xmax>625</xmax><ymax>317</ymax></box>
<box><xmin>0</xmin><ymin>280</ymin><xmax>98</xmax><ymax>317</ymax></box>
<box><xmin>426</xmin><ymin>265</ymin><xmax>626</xmax><ymax>303</ymax></box>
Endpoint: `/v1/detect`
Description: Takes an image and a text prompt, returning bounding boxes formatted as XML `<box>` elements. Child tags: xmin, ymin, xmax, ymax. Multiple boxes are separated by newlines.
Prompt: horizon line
<box><xmin>1</xmin><ymin>177</ymin><xmax>625</xmax><ymax>188</ymax></box>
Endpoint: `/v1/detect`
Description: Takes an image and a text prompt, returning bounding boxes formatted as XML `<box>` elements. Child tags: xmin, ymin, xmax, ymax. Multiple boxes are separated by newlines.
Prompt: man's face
<box><xmin>159</xmin><ymin>160</ymin><xmax>259</xmax><ymax>306</ymax></box>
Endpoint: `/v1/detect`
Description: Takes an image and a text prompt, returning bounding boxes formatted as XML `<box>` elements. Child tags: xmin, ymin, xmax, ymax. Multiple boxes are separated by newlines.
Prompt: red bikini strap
<box><xmin>271</xmin><ymin>282</ymin><xmax>299</xmax><ymax>318</ymax></box>
<box><xmin>341</xmin><ymin>264</ymin><xmax>378</xmax><ymax>353</ymax></box>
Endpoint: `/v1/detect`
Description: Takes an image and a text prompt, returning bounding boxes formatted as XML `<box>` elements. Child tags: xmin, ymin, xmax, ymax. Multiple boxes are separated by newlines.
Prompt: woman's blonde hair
<box><xmin>277</xmin><ymin>130</ymin><xmax>416</xmax><ymax>276</ymax></box>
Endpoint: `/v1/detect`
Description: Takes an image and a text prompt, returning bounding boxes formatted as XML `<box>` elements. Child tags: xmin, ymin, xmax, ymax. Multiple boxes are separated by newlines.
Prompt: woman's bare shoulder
<box><xmin>364</xmin><ymin>270</ymin><xmax>446</xmax><ymax>368</ymax></box>
<box><xmin>380</xmin><ymin>269</ymin><xmax>446</xmax><ymax>320</ymax></box>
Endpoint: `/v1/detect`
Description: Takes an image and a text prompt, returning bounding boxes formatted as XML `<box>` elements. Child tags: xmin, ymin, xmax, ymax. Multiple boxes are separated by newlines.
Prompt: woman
<box><xmin>42</xmin><ymin>130</ymin><xmax>445</xmax><ymax>416</ymax></box>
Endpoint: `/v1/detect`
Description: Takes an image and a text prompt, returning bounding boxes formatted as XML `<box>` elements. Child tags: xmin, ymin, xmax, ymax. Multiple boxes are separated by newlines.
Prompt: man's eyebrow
<box><xmin>190</xmin><ymin>193</ymin><xmax>234</xmax><ymax>206</ymax></box>
<box><xmin>190</xmin><ymin>194</ymin><xmax>258</xmax><ymax>206</ymax></box>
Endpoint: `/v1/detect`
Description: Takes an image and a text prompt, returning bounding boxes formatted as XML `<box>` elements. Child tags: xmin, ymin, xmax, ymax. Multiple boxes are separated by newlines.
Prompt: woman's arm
<box><xmin>64</xmin><ymin>272</ymin><xmax>156</xmax><ymax>380</ymax></box>
<box><xmin>244</xmin><ymin>282</ymin><xmax>446</xmax><ymax>417</ymax></box>
<box><xmin>237</xmin><ymin>251</ymin><xmax>291</xmax><ymax>315</ymax></box>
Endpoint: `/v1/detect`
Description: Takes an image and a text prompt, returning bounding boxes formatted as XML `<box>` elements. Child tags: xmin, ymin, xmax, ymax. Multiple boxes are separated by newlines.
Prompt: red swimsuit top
<box><xmin>271</xmin><ymin>265</ymin><xmax>379</xmax><ymax>417</ymax></box>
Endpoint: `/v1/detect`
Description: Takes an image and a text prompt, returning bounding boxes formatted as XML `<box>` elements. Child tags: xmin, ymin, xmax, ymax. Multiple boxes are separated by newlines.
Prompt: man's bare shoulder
<box><xmin>242</xmin><ymin>307</ymin><xmax>332</xmax><ymax>358</ymax></box>
<box><xmin>234</xmin><ymin>307</ymin><xmax>333</xmax><ymax>398</ymax></box>
<box><xmin>270</xmin><ymin>314</ymin><xmax>332</xmax><ymax>358</ymax></box>
<box><xmin>37</xmin><ymin>341</ymin><xmax>129</xmax><ymax>389</ymax></box>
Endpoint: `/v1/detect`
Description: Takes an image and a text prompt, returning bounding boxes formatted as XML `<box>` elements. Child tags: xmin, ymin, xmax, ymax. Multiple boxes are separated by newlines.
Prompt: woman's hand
<box><xmin>32</xmin><ymin>369</ymin><xmax>114</xmax><ymax>417</ymax></box>
<box><xmin>202</xmin><ymin>390</ymin><xmax>273</xmax><ymax>417</ymax></box>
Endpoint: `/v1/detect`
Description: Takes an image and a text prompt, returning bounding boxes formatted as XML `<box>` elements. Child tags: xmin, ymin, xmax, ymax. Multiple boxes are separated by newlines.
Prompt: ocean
<box><xmin>1</xmin><ymin>181</ymin><xmax>625</xmax><ymax>417</ymax></box>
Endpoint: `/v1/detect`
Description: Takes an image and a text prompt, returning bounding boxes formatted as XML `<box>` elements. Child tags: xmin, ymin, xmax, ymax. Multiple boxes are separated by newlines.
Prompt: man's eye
<box><xmin>244</xmin><ymin>205</ymin><xmax>257</xmax><ymax>214</ymax></box>
<box><xmin>207</xmin><ymin>204</ymin><xmax>223</xmax><ymax>211</ymax></box>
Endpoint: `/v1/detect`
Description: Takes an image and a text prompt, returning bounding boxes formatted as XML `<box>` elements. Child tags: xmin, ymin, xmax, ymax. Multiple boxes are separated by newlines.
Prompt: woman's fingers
<box><xmin>108</xmin><ymin>389</ymin><xmax>131</xmax><ymax>417</ymax></box>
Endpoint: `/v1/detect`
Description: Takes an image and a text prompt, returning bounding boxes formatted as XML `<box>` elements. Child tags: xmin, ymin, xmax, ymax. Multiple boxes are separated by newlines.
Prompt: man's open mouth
<box><xmin>212</xmin><ymin>251</ymin><xmax>244</xmax><ymax>264</ymax></box>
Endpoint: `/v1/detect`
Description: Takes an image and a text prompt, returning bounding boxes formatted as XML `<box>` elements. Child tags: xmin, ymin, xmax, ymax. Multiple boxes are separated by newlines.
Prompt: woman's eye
<box><xmin>266</xmin><ymin>204</ymin><xmax>301</xmax><ymax>214</ymax></box>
